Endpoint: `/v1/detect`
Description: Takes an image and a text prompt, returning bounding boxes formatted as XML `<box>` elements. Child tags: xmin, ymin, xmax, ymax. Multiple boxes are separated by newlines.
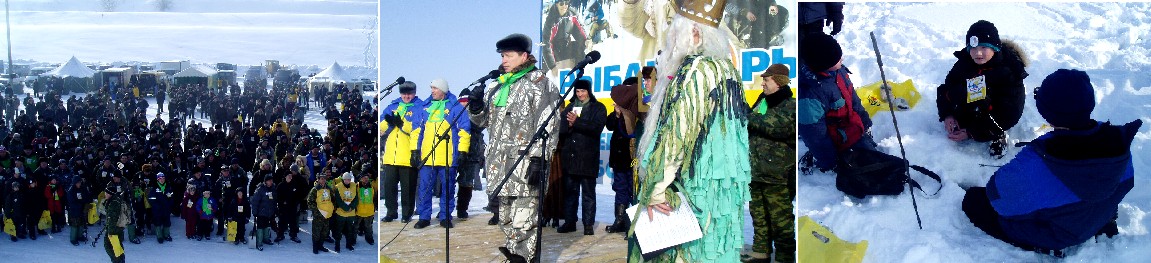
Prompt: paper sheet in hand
<box><xmin>626</xmin><ymin>193</ymin><xmax>703</xmax><ymax>254</ymax></box>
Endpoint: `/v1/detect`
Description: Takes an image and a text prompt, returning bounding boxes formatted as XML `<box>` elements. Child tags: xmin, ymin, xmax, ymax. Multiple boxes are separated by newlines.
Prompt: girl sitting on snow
<box><xmin>936</xmin><ymin>20</ymin><xmax>1028</xmax><ymax>159</ymax></box>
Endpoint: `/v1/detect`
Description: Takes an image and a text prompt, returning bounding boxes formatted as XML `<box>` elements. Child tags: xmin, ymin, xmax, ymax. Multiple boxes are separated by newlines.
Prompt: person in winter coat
<box><xmin>180</xmin><ymin>185</ymin><xmax>198</xmax><ymax>239</ymax></box>
<box><xmin>147</xmin><ymin>173</ymin><xmax>174</xmax><ymax>244</ymax></box>
<box><xmin>797</xmin><ymin>33</ymin><xmax>876</xmax><ymax>173</ymax></box>
<box><xmin>454</xmin><ymin>88</ymin><xmax>486</xmax><ymax>220</ymax></box>
<box><xmin>101</xmin><ymin>184</ymin><xmax>131</xmax><ymax>263</ymax></box>
<box><xmin>467</xmin><ymin>33</ymin><xmax>561</xmax><ymax>263</ymax></box>
<box><xmin>332</xmin><ymin>172</ymin><xmax>358</xmax><ymax>252</ymax></box>
<box><xmin>410</xmin><ymin>79</ymin><xmax>471</xmax><ymax>230</ymax></box>
<box><xmin>228</xmin><ymin>188</ymin><xmax>250</xmax><ymax>245</ymax></box>
<box><xmin>962</xmin><ymin>69</ymin><xmax>1139</xmax><ymax>255</ymax></box>
<box><xmin>307</xmin><ymin>174</ymin><xmax>335</xmax><ymax>254</ymax></box>
<box><xmin>250</xmin><ymin>176</ymin><xmax>276</xmax><ymax>250</ymax></box>
<box><xmin>274</xmin><ymin>168</ymin><xmax>306</xmax><ymax>243</ymax></box>
<box><xmin>43</xmin><ymin>176</ymin><xmax>66</xmax><ymax>233</ymax></box>
<box><xmin>66</xmin><ymin>178</ymin><xmax>92</xmax><ymax>245</ymax></box>
<box><xmin>936</xmin><ymin>20</ymin><xmax>1028</xmax><ymax>159</ymax></box>
<box><xmin>604</xmin><ymin>77</ymin><xmax>640</xmax><ymax>234</ymax></box>
<box><xmin>556</xmin><ymin>79</ymin><xmax>606</xmax><ymax>235</ymax></box>
<box><xmin>194</xmin><ymin>190</ymin><xmax>217</xmax><ymax>240</ymax></box>
<box><xmin>354</xmin><ymin>174</ymin><xmax>376</xmax><ymax>245</ymax></box>
<box><xmin>745</xmin><ymin>66</ymin><xmax>797</xmax><ymax>263</ymax></box>
<box><xmin>214</xmin><ymin>165</ymin><xmax>245</xmax><ymax>236</ymax></box>
<box><xmin>5</xmin><ymin>181</ymin><xmax>24</xmax><ymax>241</ymax></box>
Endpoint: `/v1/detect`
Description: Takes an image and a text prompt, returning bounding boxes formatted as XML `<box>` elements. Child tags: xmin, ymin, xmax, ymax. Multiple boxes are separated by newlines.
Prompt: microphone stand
<box><xmin>488</xmin><ymin>67</ymin><xmax>584</xmax><ymax>262</ymax></box>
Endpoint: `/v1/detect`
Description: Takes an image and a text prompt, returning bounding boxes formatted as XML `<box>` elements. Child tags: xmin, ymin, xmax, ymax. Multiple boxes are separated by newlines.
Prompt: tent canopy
<box><xmin>173</xmin><ymin>65</ymin><xmax>218</xmax><ymax>78</ymax></box>
<box><xmin>44</xmin><ymin>56</ymin><xmax>96</xmax><ymax>78</ymax></box>
<box><xmin>310</xmin><ymin>61</ymin><xmax>348</xmax><ymax>82</ymax></box>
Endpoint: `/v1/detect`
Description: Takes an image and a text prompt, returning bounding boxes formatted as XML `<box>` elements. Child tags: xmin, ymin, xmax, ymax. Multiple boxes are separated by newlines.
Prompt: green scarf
<box><xmin>754</xmin><ymin>99</ymin><xmax>768</xmax><ymax>114</ymax></box>
<box><xmin>396</xmin><ymin>102</ymin><xmax>414</xmax><ymax>117</ymax></box>
<box><xmin>493</xmin><ymin>65</ymin><xmax>536</xmax><ymax>107</ymax></box>
<box><xmin>157</xmin><ymin>182</ymin><xmax>167</xmax><ymax>194</ymax></box>
<box><xmin>426</xmin><ymin>100</ymin><xmax>447</xmax><ymax>122</ymax></box>
<box><xmin>200</xmin><ymin>197</ymin><xmax>212</xmax><ymax>216</ymax></box>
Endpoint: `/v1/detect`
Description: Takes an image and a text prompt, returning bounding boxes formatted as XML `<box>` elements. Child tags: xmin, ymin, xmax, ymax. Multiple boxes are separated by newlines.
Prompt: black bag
<box><xmin>834</xmin><ymin>149</ymin><xmax>942</xmax><ymax>199</ymax></box>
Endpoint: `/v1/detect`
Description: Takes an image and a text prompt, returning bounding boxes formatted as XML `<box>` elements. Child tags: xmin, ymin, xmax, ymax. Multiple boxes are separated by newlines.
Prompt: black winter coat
<box><xmin>937</xmin><ymin>41</ymin><xmax>1028</xmax><ymax>141</ymax></box>
<box><xmin>559</xmin><ymin>98</ymin><xmax>606</xmax><ymax>177</ymax></box>
<box><xmin>605</xmin><ymin>113</ymin><xmax>634</xmax><ymax>171</ymax></box>
<box><xmin>251</xmin><ymin>184</ymin><xmax>276</xmax><ymax>218</ymax></box>
<box><xmin>275</xmin><ymin>176</ymin><xmax>306</xmax><ymax>215</ymax></box>
<box><xmin>66</xmin><ymin>185</ymin><xmax>91</xmax><ymax>217</ymax></box>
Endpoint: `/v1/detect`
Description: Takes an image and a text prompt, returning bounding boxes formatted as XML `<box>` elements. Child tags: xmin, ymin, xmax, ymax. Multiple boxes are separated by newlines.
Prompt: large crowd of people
<box><xmin>0</xmin><ymin>75</ymin><xmax>378</xmax><ymax>261</ymax></box>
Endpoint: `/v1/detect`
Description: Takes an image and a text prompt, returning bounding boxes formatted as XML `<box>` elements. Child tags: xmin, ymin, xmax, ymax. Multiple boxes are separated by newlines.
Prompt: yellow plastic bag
<box><xmin>798</xmin><ymin>216</ymin><xmax>868</xmax><ymax>263</ymax></box>
<box><xmin>3</xmin><ymin>217</ymin><xmax>14</xmax><ymax>236</ymax></box>
<box><xmin>38</xmin><ymin>210</ymin><xmax>52</xmax><ymax>230</ymax></box>
<box><xmin>88</xmin><ymin>202</ymin><xmax>99</xmax><ymax>224</ymax></box>
<box><xmin>109</xmin><ymin>234</ymin><xmax>124</xmax><ymax>256</ymax></box>
<box><xmin>856</xmin><ymin>79</ymin><xmax>921</xmax><ymax>118</ymax></box>
<box><xmin>226</xmin><ymin>221</ymin><xmax>238</xmax><ymax>242</ymax></box>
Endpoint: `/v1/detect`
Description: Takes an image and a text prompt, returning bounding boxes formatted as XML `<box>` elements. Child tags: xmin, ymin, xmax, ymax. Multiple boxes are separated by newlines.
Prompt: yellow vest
<box><xmin>334</xmin><ymin>182</ymin><xmax>358</xmax><ymax>217</ymax></box>
<box><xmin>355</xmin><ymin>182</ymin><xmax>377</xmax><ymax>217</ymax></box>
<box><xmin>314</xmin><ymin>187</ymin><xmax>334</xmax><ymax>219</ymax></box>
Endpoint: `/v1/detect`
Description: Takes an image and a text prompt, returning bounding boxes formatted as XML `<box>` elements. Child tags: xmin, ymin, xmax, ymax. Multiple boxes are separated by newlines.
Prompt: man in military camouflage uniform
<box><xmin>101</xmin><ymin>182</ymin><xmax>132</xmax><ymax>263</ymax></box>
<box><xmin>308</xmin><ymin>174</ymin><xmax>334</xmax><ymax>254</ymax></box>
<box><xmin>467</xmin><ymin>33</ymin><xmax>560</xmax><ymax>263</ymax></box>
<box><xmin>744</xmin><ymin>66</ymin><xmax>796</xmax><ymax>263</ymax></box>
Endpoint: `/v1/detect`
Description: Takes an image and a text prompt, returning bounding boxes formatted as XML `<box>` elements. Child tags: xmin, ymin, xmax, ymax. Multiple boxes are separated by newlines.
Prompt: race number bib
<box><xmin>237</xmin><ymin>206</ymin><xmax>244</xmax><ymax>213</ymax></box>
<box><xmin>966</xmin><ymin>75</ymin><xmax>987</xmax><ymax>103</ymax></box>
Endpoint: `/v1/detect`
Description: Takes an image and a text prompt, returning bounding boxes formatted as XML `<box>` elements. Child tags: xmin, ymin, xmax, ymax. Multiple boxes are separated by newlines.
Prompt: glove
<box><xmin>384</xmin><ymin>114</ymin><xmax>402</xmax><ymax>127</ymax></box>
<box><xmin>826</xmin><ymin>16</ymin><xmax>843</xmax><ymax>36</ymax></box>
<box><xmin>468</xmin><ymin>88</ymin><xmax>486</xmax><ymax>113</ymax></box>
<box><xmin>410</xmin><ymin>150</ymin><xmax>421</xmax><ymax>167</ymax></box>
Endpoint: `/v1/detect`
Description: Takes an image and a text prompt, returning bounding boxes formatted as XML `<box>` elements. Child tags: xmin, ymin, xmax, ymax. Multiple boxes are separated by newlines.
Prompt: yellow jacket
<box><xmin>355</xmin><ymin>181</ymin><xmax>377</xmax><ymax>217</ymax></box>
<box><xmin>333</xmin><ymin>181</ymin><xmax>359</xmax><ymax>218</ymax></box>
<box><xmin>382</xmin><ymin>97</ymin><xmax>422</xmax><ymax>166</ymax></box>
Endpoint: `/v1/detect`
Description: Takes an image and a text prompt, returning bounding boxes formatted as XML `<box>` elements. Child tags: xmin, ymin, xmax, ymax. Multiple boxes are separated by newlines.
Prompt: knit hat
<box><xmin>457</xmin><ymin>88</ymin><xmax>472</xmax><ymax>102</ymax></box>
<box><xmin>398</xmin><ymin>81</ymin><xmax>417</xmax><ymax>94</ymax></box>
<box><xmin>966</xmin><ymin>20</ymin><xmax>1001</xmax><ymax>52</ymax></box>
<box><xmin>764</xmin><ymin>64</ymin><xmax>790</xmax><ymax>86</ymax></box>
<box><xmin>800</xmin><ymin>33</ymin><xmax>842</xmax><ymax>72</ymax></box>
<box><xmin>430</xmin><ymin>79</ymin><xmax>449</xmax><ymax>93</ymax></box>
<box><xmin>341</xmin><ymin>172</ymin><xmax>354</xmax><ymax>181</ymax></box>
<box><xmin>156</xmin><ymin>172</ymin><xmax>165</xmax><ymax>179</ymax></box>
<box><xmin>1036</xmin><ymin>69</ymin><xmax>1095</xmax><ymax>129</ymax></box>
<box><xmin>496</xmin><ymin>33</ymin><xmax>533</xmax><ymax>54</ymax></box>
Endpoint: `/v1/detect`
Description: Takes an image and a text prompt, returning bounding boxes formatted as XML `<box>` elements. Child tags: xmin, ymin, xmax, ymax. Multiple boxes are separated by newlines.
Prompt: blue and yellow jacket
<box><xmin>381</xmin><ymin>96</ymin><xmax>423</xmax><ymax>166</ymax></box>
<box><xmin>410</xmin><ymin>93</ymin><xmax>471</xmax><ymax>167</ymax></box>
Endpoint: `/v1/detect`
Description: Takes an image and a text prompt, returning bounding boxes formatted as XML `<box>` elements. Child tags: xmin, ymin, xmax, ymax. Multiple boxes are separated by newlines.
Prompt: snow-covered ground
<box><xmin>0</xmin><ymin>1</ymin><xmax>378</xmax><ymax>262</ymax></box>
<box><xmin>798</xmin><ymin>2</ymin><xmax>1150</xmax><ymax>262</ymax></box>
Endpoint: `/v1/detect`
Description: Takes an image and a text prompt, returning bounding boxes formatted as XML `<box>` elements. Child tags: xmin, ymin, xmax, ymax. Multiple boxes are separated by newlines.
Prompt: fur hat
<box><xmin>640</xmin><ymin>66</ymin><xmax>656</xmax><ymax>80</ymax></box>
<box><xmin>573</xmin><ymin>79</ymin><xmax>592</xmax><ymax>92</ymax></box>
<box><xmin>1036</xmin><ymin>69</ymin><xmax>1096</xmax><ymax>129</ymax></box>
<box><xmin>800</xmin><ymin>33</ymin><xmax>842</xmax><ymax>72</ymax></box>
<box><xmin>610</xmin><ymin>83</ymin><xmax>639</xmax><ymax>115</ymax></box>
<box><xmin>764</xmin><ymin>64</ymin><xmax>790</xmax><ymax>86</ymax></box>
<box><xmin>496</xmin><ymin>33</ymin><xmax>533</xmax><ymax>54</ymax></box>
<box><xmin>430</xmin><ymin>79</ymin><xmax>449</xmax><ymax>93</ymax></box>
<box><xmin>966</xmin><ymin>20</ymin><xmax>1001</xmax><ymax>52</ymax></box>
<box><xmin>398</xmin><ymin>81</ymin><xmax>417</xmax><ymax>94</ymax></box>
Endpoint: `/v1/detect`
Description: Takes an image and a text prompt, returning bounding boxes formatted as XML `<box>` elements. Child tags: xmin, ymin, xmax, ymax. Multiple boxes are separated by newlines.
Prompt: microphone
<box><xmin>470</xmin><ymin>69</ymin><xmax>502</xmax><ymax>86</ymax></box>
<box><xmin>382</xmin><ymin>75</ymin><xmax>405</xmax><ymax>91</ymax></box>
<box><xmin>570</xmin><ymin>50</ymin><xmax>602</xmax><ymax>72</ymax></box>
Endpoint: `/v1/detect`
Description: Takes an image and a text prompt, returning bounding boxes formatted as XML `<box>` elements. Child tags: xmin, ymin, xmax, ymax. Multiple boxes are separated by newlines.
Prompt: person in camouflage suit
<box><xmin>744</xmin><ymin>65</ymin><xmax>796</xmax><ymax>263</ymax></box>
<box><xmin>101</xmin><ymin>182</ymin><xmax>132</xmax><ymax>263</ymax></box>
<box><xmin>467</xmin><ymin>33</ymin><xmax>560</xmax><ymax>263</ymax></box>
<box><xmin>308</xmin><ymin>174</ymin><xmax>334</xmax><ymax>254</ymax></box>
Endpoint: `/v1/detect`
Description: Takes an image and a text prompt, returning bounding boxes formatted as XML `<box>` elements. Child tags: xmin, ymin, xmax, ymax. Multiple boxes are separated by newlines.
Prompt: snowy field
<box><xmin>797</xmin><ymin>2</ymin><xmax>1150</xmax><ymax>262</ymax></box>
<box><xmin>0</xmin><ymin>0</ymin><xmax>378</xmax><ymax>262</ymax></box>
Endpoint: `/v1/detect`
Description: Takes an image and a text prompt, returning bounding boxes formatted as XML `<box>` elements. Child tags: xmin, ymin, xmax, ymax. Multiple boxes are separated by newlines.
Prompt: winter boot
<box><xmin>154</xmin><ymin>226</ymin><xmax>164</xmax><ymax>244</ymax></box>
<box><xmin>487</xmin><ymin>214</ymin><xmax>499</xmax><ymax>225</ymax></box>
<box><xmin>262</xmin><ymin>228</ymin><xmax>274</xmax><ymax>245</ymax></box>
<box><xmin>439</xmin><ymin>219</ymin><xmax>454</xmax><ymax>229</ymax></box>
<box><xmin>457</xmin><ymin>186</ymin><xmax>472</xmax><ymax>219</ymax></box>
<box><xmin>312</xmin><ymin>240</ymin><xmax>320</xmax><ymax>254</ymax></box>
<box><xmin>557</xmin><ymin>222</ymin><xmax>576</xmax><ymax>233</ymax></box>
<box><xmin>413</xmin><ymin>220</ymin><xmax>430</xmax><ymax>229</ymax></box>
<box><xmin>163</xmin><ymin>226</ymin><xmax>173</xmax><ymax>242</ymax></box>
<box><xmin>365</xmin><ymin>233</ymin><xmax>374</xmax><ymax>245</ymax></box>
<box><xmin>69</xmin><ymin>226</ymin><xmax>80</xmax><ymax>246</ymax></box>
<box><xmin>584</xmin><ymin>224</ymin><xmax>594</xmax><ymax>235</ymax></box>
<box><xmin>500</xmin><ymin>246</ymin><xmax>528</xmax><ymax>263</ymax></box>
<box><xmin>334</xmin><ymin>238</ymin><xmax>342</xmax><ymax>252</ymax></box>
<box><xmin>316</xmin><ymin>240</ymin><xmax>331</xmax><ymax>253</ymax></box>
<box><xmin>274</xmin><ymin>233</ymin><xmax>285</xmax><ymax>243</ymax></box>
<box><xmin>605</xmin><ymin>204</ymin><xmax>631</xmax><ymax>233</ymax></box>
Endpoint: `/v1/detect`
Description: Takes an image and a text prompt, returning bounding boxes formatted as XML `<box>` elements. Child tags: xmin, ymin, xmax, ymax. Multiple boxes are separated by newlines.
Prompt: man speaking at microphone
<box><xmin>633</xmin><ymin>0</ymin><xmax>751</xmax><ymax>261</ymax></box>
<box><xmin>467</xmin><ymin>33</ymin><xmax>560</xmax><ymax>263</ymax></box>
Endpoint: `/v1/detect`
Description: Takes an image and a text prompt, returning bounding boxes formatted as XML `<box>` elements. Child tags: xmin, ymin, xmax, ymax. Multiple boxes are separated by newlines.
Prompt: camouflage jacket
<box><xmin>469</xmin><ymin>65</ymin><xmax>559</xmax><ymax>197</ymax></box>
<box><xmin>749</xmin><ymin>88</ymin><xmax>796</xmax><ymax>185</ymax></box>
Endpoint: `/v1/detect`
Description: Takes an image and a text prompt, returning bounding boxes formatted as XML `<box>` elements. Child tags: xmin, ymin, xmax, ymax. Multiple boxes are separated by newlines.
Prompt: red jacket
<box><xmin>44</xmin><ymin>184</ymin><xmax>65</xmax><ymax>213</ymax></box>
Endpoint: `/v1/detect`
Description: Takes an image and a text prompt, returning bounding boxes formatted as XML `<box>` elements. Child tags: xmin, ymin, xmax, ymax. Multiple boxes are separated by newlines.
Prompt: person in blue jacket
<box><xmin>797</xmin><ymin>33</ymin><xmax>876</xmax><ymax>173</ymax></box>
<box><xmin>962</xmin><ymin>69</ymin><xmax>1140</xmax><ymax>254</ymax></box>
<box><xmin>409</xmin><ymin>79</ymin><xmax>471</xmax><ymax>229</ymax></box>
